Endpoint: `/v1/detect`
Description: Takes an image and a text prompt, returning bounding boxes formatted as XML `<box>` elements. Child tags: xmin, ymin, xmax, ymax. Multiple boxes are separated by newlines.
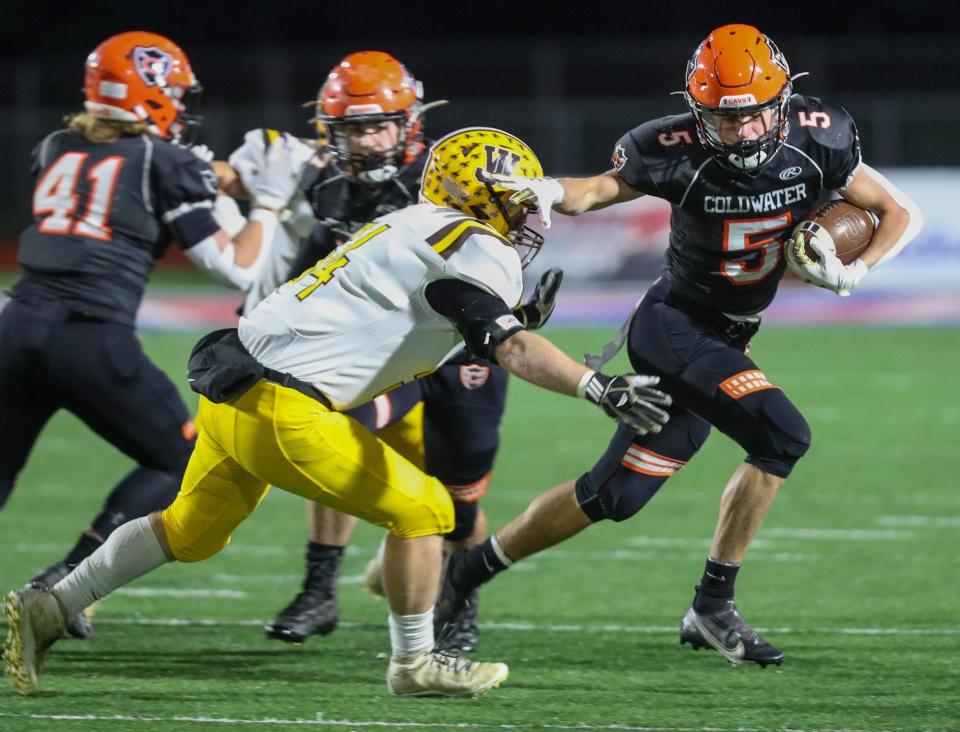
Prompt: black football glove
<box><xmin>582</xmin><ymin>372</ymin><xmax>671</xmax><ymax>434</ymax></box>
<box><xmin>513</xmin><ymin>268</ymin><xmax>563</xmax><ymax>330</ymax></box>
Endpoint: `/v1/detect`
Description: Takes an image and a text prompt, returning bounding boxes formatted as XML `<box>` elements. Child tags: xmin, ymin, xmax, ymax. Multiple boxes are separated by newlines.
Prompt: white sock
<box><xmin>388</xmin><ymin>610</ymin><xmax>434</xmax><ymax>657</ymax></box>
<box><xmin>53</xmin><ymin>516</ymin><xmax>171</xmax><ymax>617</ymax></box>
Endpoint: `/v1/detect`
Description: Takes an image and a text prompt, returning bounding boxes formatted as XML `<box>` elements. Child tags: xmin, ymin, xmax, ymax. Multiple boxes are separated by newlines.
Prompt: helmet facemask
<box><xmin>323</xmin><ymin>110</ymin><xmax>413</xmax><ymax>185</ymax></box>
<box><xmin>167</xmin><ymin>82</ymin><xmax>204</xmax><ymax>146</ymax></box>
<box><xmin>485</xmin><ymin>182</ymin><xmax>543</xmax><ymax>267</ymax></box>
<box><xmin>686</xmin><ymin>88</ymin><xmax>790</xmax><ymax>174</ymax></box>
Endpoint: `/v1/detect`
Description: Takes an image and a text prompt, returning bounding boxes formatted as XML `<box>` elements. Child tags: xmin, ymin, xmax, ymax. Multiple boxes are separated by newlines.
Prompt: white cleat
<box><xmin>387</xmin><ymin>649</ymin><xmax>508</xmax><ymax>698</ymax></box>
<box><xmin>3</xmin><ymin>586</ymin><xmax>68</xmax><ymax>695</ymax></box>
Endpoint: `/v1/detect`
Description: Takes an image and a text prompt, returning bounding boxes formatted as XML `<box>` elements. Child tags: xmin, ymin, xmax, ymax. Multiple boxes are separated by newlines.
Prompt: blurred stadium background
<box><xmin>1</xmin><ymin>2</ymin><xmax>959</xmax><ymax>327</ymax></box>
<box><xmin>1</xmin><ymin>4</ymin><xmax>958</xmax><ymax>729</ymax></box>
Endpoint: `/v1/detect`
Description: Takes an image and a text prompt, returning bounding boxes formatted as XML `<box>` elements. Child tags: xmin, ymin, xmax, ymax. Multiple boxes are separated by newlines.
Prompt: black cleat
<box><xmin>265</xmin><ymin>591</ymin><xmax>338</xmax><ymax>644</ymax></box>
<box><xmin>30</xmin><ymin>562</ymin><xmax>94</xmax><ymax>640</ymax></box>
<box><xmin>435</xmin><ymin>591</ymin><xmax>479</xmax><ymax>653</ymax></box>
<box><xmin>433</xmin><ymin>553</ymin><xmax>473</xmax><ymax>639</ymax></box>
<box><xmin>680</xmin><ymin>602</ymin><xmax>784</xmax><ymax>668</ymax></box>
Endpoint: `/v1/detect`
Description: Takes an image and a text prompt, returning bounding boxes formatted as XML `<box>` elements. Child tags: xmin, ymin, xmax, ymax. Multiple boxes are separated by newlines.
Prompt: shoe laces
<box><xmin>427</xmin><ymin>647</ymin><xmax>474</xmax><ymax>675</ymax></box>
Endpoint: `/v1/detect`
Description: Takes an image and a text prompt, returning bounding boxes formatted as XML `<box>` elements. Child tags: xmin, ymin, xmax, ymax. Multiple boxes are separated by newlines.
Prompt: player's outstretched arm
<box><xmin>495</xmin><ymin>331</ymin><xmax>671</xmax><ymax>435</ymax></box>
<box><xmin>184</xmin><ymin>136</ymin><xmax>302</xmax><ymax>289</ymax></box>
<box><xmin>482</xmin><ymin>169</ymin><xmax>644</xmax><ymax>228</ymax></box>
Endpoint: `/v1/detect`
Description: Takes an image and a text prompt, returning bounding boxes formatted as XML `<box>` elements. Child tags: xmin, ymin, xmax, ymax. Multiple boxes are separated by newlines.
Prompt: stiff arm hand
<box><xmin>579</xmin><ymin>372</ymin><xmax>671</xmax><ymax>434</ymax></box>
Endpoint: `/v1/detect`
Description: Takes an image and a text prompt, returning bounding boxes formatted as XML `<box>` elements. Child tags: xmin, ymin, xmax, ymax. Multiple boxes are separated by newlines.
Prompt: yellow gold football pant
<box><xmin>377</xmin><ymin>401</ymin><xmax>426</xmax><ymax>470</ymax></box>
<box><xmin>162</xmin><ymin>381</ymin><xmax>454</xmax><ymax>562</ymax></box>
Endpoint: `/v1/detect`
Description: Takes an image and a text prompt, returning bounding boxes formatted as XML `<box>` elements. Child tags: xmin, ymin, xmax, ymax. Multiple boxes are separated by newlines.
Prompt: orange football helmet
<box><xmin>309</xmin><ymin>51</ymin><xmax>445</xmax><ymax>184</ymax></box>
<box><xmin>684</xmin><ymin>24</ymin><xmax>793</xmax><ymax>173</ymax></box>
<box><xmin>84</xmin><ymin>31</ymin><xmax>202</xmax><ymax>143</ymax></box>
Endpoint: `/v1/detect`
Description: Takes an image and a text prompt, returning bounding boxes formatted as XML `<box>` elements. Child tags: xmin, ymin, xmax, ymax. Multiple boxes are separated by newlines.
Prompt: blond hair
<box><xmin>65</xmin><ymin>112</ymin><xmax>151</xmax><ymax>142</ymax></box>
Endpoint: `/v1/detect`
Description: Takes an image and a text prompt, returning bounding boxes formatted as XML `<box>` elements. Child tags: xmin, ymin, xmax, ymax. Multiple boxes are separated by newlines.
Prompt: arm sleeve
<box><xmin>612</xmin><ymin>124</ymin><xmax>661</xmax><ymax>195</ymax></box>
<box><xmin>152</xmin><ymin>144</ymin><xmax>221</xmax><ymax>248</ymax></box>
<box><xmin>424</xmin><ymin>279</ymin><xmax>525</xmax><ymax>361</ymax></box>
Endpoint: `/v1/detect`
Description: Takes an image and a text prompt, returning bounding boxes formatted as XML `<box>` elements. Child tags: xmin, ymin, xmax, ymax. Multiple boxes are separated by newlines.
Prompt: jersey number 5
<box><xmin>721</xmin><ymin>213</ymin><xmax>792</xmax><ymax>285</ymax></box>
<box><xmin>33</xmin><ymin>152</ymin><xmax>124</xmax><ymax>241</ymax></box>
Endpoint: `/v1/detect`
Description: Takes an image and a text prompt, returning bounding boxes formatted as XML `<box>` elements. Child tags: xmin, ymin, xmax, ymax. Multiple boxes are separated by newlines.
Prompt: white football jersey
<box><xmin>239</xmin><ymin>203</ymin><xmax>523</xmax><ymax>410</ymax></box>
<box><xmin>224</xmin><ymin>129</ymin><xmax>319</xmax><ymax>313</ymax></box>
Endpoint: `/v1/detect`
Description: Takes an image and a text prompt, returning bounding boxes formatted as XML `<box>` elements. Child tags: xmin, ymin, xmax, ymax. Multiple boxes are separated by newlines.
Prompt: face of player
<box><xmin>341</xmin><ymin>120</ymin><xmax>401</xmax><ymax>157</ymax></box>
<box><xmin>711</xmin><ymin>108</ymin><xmax>775</xmax><ymax>145</ymax></box>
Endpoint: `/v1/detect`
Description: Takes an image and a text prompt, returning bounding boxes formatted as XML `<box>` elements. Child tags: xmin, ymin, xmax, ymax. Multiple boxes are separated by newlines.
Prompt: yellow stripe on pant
<box><xmin>162</xmin><ymin>381</ymin><xmax>454</xmax><ymax>563</ymax></box>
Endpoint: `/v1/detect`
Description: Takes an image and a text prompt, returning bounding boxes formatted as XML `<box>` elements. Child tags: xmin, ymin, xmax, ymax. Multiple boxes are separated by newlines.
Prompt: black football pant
<box><xmin>0</xmin><ymin>299</ymin><xmax>195</xmax><ymax>532</ymax></box>
<box><xmin>576</xmin><ymin>279</ymin><xmax>811</xmax><ymax>522</ymax></box>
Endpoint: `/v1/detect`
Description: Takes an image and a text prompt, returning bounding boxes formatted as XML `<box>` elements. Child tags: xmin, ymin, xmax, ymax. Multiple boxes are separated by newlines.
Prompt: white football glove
<box><xmin>484</xmin><ymin>173</ymin><xmax>565</xmax><ymax>228</ymax></box>
<box><xmin>580</xmin><ymin>372</ymin><xmax>671</xmax><ymax>435</ymax></box>
<box><xmin>228</xmin><ymin>130</ymin><xmax>305</xmax><ymax>211</ymax></box>
<box><xmin>187</xmin><ymin>143</ymin><xmax>215</xmax><ymax>163</ymax></box>
<box><xmin>785</xmin><ymin>230</ymin><xmax>868</xmax><ymax>297</ymax></box>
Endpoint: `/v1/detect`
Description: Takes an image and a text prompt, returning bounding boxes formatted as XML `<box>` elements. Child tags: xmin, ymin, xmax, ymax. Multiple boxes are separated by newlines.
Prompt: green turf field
<box><xmin>1</xmin><ymin>327</ymin><xmax>958</xmax><ymax>731</ymax></box>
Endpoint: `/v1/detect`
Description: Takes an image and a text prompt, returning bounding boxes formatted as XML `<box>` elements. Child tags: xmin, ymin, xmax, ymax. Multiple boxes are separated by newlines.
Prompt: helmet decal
<box><xmin>132</xmin><ymin>46</ymin><xmax>173</xmax><ymax>88</ymax></box>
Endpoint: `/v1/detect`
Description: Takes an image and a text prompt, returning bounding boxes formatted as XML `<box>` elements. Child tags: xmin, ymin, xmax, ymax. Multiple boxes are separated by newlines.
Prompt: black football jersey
<box><xmin>12</xmin><ymin>130</ymin><xmax>220</xmax><ymax>324</ymax></box>
<box><xmin>614</xmin><ymin>94</ymin><xmax>861</xmax><ymax>315</ymax></box>
<box><xmin>288</xmin><ymin>148</ymin><xmax>429</xmax><ymax>276</ymax></box>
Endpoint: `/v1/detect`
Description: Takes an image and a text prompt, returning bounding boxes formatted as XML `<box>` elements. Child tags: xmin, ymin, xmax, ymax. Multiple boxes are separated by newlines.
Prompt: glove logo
<box><xmin>132</xmin><ymin>46</ymin><xmax>174</xmax><ymax>88</ymax></box>
<box><xmin>612</xmin><ymin>144</ymin><xmax>627</xmax><ymax>171</ymax></box>
<box><xmin>459</xmin><ymin>364</ymin><xmax>490</xmax><ymax>390</ymax></box>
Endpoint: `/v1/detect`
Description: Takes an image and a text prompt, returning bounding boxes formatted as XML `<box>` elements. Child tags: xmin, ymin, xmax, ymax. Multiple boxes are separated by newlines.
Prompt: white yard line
<box><xmin>77</xmin><ymin>617</ymin><xmax>960</xmax><ymax>637</ymax></box>
<box><xmin>0</xmin><ymin>713</ymin><xmax>906</xmax><ymax>732</ymax></box>
<box><xmin>876</xmin><ymin>515</ymin><xmax>960</xmax><ymax>528</ymax></box>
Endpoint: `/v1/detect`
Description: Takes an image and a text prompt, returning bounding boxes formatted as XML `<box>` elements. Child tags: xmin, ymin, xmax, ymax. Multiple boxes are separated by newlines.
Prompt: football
<box><xmin>792</xmin><ymin>199</ymin><xmax>876</xmax><ymax>265</ymax></box>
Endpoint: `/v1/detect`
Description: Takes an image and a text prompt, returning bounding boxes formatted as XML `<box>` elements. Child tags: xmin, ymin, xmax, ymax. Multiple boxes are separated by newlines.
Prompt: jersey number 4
<box><xmin>721</xmin><ymin>213</ymin><xmax>792</xmax><ymax>285</ymax></box>
<box><xmin>33</xmin><ymin>152</ymin><xmax>124</xmax><ymax>241</ymax></box>
<box><xmin>293</xmin><ymin>222</ymin><xmax>391</xmax><ymax>301</ymax></box>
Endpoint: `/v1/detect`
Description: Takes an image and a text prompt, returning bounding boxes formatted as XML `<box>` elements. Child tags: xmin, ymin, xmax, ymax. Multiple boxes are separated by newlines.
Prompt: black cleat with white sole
<box><xmin>433</xmin><ymin>553</ymin><xmax>473</xmax><ymax>640</ymax></box>
<box><xmin>680</xmin><ymin>602</ymin><xmax>784</xmax><ymax>668</ymax></box>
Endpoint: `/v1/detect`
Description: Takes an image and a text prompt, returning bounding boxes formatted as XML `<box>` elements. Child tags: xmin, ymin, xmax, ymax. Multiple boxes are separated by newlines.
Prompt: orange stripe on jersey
<box><xmin>719</xmin><ymin>369</ymin><xmax>779</xmax><ymax>399</ymax></box>
<box><xmin>620</xmin><ymin>446</ymin><xmax>687</xmax><ymax>477</ymax></box>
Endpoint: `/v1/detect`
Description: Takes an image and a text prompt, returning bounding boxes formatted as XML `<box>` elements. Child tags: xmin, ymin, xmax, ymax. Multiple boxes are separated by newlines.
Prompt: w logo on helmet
<box><xmin>483</xmin><ymin>145</ymin><xmax>522</xmax><ymax>176</ymax></box>
<box><xmin>132</xmin><ymin>46</ymin><xmax>173</xmax><ymax>87</ymax></box>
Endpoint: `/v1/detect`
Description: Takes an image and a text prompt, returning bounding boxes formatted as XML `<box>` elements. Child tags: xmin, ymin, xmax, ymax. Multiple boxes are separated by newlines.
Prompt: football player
<box><xmin>434</xmin><ymin>24</ymin><xmax>923</xmax><ymax>667</ymax></box>
<box><xmin>0</xmin><ymin>32</ymin><xmax>298</xmax><ymax>635</ymax></box>
<box><xmin>214</xmin><ymin>52</ymin><xmax>562</xmax><ymax>652</ymax></box>
<box><xmin>3</xmin><ymin>127</ymin><xmax>672</xmax><ymax>697</ymax></box>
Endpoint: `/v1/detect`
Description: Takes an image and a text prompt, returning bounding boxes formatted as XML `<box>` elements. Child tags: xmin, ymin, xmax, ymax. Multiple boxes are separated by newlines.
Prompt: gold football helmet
<box><xmin>420</xmin><ymin>127</ymin><xmax>545</xmax><ymax>266</ymax></box>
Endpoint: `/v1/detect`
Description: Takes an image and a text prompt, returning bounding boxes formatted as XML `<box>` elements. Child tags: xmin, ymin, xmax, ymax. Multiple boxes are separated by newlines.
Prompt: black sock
<box><xmin>64</xmin><ymin>532</ymin><xmax>104</xmax><ymax>568</ymax></box>
<box><xmin>692</xmin><ymin>558</ymin><xmax>740</xmax><ymax>614</ymax></box>
<box><xmin>304</xmin><ymin>542</ymin><xmax>344</xmax><ymax>593</ymax></box>
<box><xmin>451</xmin><ymin>537</ymin><xmax>510</xmax><ymax>592</ymax></box>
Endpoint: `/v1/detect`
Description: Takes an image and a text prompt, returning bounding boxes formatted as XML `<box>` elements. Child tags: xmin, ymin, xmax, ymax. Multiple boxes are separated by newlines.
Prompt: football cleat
<box><xmin>264</xmin><ymin>592</ymin><xmax>338</xmax><ymax>644</ymax></box>
<box><xmin>432</xmin><ymin>552</ymin><xmax>473</xmax><ymax>638</ymax></box>
<box><xmin>434</xmin><ymin>590</ymin><xmax>480</xmax><ymax>653</ymax></box>
<box><xmin>680</xmin><ymin>602</ymin><xmax>784</xmax><ymax>668</ymax></box>
<box><xmin>4</xmin><ymin>586</ymin><xmax>68</xmax><ymax>695</ymax></box>
<box><xmin>30</xmin><ymin>561</ymin><xmax>95</xmax><ymax>639</ymax></box>
<box><xmin>386</xmin><ymin>648</ymin><xmax>507</xmax><ymax>697</ymax></box>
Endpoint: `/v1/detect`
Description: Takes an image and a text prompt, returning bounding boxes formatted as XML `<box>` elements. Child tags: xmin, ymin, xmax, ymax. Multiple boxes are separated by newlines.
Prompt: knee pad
<box><xmin>161</xmin><ymin>507</ymin><xmax>231</xmax><ymax>563</ymax></box>
<box><xmin>386</xmin><ymin>477</ymin><xmax>456</xmax><ymax>539</ymax></box>
<box><xmin>444</xmin><ymin>501</ymin><xmax>479</xmax><ymax>542</ymax></box>
<box><xmin>575</xmin><ymin>469</ymin><xmax>669</xmax><ymax>523</ymax></box>
<box><xmin>741</xmin><ymin>390</ymin><xmax>812</xmax><ymax>478</ymax></box>
<box><xmin>576</xmin><ymin>418</ymin><xmax>710</xmax><ymax>523</ymax></box>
